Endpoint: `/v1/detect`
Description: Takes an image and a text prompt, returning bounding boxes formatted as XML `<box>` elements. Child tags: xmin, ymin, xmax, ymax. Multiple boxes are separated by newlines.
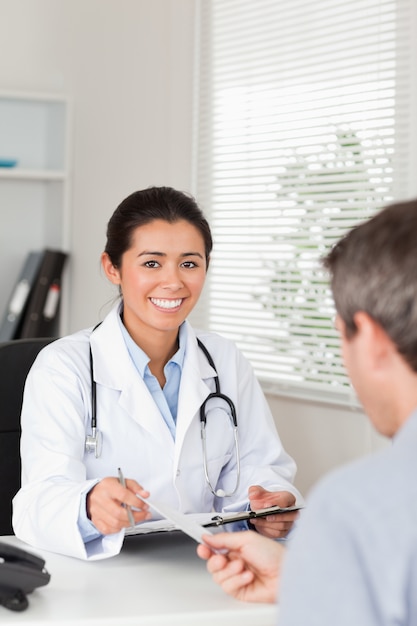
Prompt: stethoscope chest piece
<box><xmin>85</xmin><ymin>427</ymin><xmax>102</xmax><ymax>458</ymax></box>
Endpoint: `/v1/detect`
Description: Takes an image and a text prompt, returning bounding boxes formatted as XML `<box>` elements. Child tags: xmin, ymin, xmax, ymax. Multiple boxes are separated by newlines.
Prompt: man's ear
<box><xmin>352</xmin><ymin>311</ymin><xmax>393</xmax><ymax>367</ymax></box>
<box><xmin>352</xmin><ymin>311</ymin><xmax>374</xmax><ymax>336</ymax></box>
<box><xmin>101</xmin><ymin>252</ymin><xmax>121</xmax><ymax>285</ymax></box>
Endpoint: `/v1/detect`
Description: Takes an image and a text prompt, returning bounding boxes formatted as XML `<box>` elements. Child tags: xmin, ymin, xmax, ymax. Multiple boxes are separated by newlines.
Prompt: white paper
<box><xmin>131</xmin><ymin>497</ymin><xmax>214</xmax><ymax>544</ymax></box>
<box><xmin>124</xmin><ymin>513</ymin><xmax>212</xmax><ymax>536</ymax></box>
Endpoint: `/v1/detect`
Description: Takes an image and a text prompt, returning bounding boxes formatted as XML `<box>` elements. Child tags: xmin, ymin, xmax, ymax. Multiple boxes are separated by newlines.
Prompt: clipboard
<box><xmin>126</xmin><ymin>500</ymin><xmax>303</xmax><ymax>537</ymax></box>
<box><xmin>202</xmin><ymin>504</ymin><xmax>303</xmax><ymax>528</ymax></box>
<box><xmin>134</xmin><ymin>497</ymin><xmax>215</xmax><ymax>544</ymax></box>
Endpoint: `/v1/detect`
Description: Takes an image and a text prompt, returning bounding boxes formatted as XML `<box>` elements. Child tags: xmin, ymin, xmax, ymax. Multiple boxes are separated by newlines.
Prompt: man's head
<box><xmin>323</xmin><ymin>198</ymin><xmax>417</xmax><ymax>435</ymax></box>
<box><xmin>323</xmin><ymin>198</ymin><xmax>417</xmax><ymax>374</ymax></box>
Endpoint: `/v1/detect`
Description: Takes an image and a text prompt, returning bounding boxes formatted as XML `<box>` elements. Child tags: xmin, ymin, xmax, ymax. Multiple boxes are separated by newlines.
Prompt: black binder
<box><xmin>19</xmin><ymin>249</ymin><xmax>68</xmax><ymax>339</ymax></box>
<box><xmin>0</xmin><ymin>251</ymin><xmax>44</xmax><ymax>342</ymax></box>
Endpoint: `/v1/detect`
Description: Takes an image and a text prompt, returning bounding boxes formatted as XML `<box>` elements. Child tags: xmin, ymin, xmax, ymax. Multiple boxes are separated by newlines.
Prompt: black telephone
<box><xmin>0</xmin><ymin>541</ymin><xmax>51</xmax><ymax>612</ymax></box>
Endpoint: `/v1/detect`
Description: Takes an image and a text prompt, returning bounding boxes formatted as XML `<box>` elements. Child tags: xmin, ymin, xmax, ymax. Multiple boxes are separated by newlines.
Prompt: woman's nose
<box><xmin>161</xmin><ymin>266</ymin><xmax>183</xmax><ymax>289</ymax></box>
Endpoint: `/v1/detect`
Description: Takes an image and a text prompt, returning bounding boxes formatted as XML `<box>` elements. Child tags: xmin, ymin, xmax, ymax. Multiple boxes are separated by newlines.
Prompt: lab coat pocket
<box><xmin>204</xmin><ymin>452</ymin><xmax>233</xmax><ymax>486</ymax></box>
<box><xmin>202</xmin><ymin>403</ymin><xmax>237</xmax><ymax>485</ymax></box>
<box><xmin>203</xmin><ymin>403</ymin><xmax>237</xmax><ymax>456</ymax></box>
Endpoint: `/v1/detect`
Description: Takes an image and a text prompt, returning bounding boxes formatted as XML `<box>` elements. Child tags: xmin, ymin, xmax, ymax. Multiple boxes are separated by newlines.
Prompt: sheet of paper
<box><xmin>124</xmin><ymin>513</ymin><xmax>212</xmax><ymax>536</ymax></box>
<box><xmin>132</xmin><ymin>496</ymin><xmax>214</xmax><ymax>544</ymax></box>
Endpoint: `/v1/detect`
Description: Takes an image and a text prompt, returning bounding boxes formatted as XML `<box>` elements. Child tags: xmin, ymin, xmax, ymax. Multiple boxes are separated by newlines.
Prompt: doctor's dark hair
<box><xmin>322</xmin><ymin>197</ymin><xmax>417</xmax><ymax>372</ymax></box>
<box><xmin>104</xmin><ymin>186</ymin><xmax>213</xmax><ymax>268</ymax></box>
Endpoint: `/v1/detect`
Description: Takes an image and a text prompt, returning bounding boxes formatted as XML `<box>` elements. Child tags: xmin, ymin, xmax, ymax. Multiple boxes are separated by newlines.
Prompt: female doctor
<box><xmin>13</xmin><ymin>186</ymin><xmax>303</xmax><ymax>560</ymax></box>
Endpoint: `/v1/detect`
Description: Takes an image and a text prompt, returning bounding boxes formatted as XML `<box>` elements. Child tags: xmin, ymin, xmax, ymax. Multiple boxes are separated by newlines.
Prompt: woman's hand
<box><xmin>86</xmin><ymin>476</ymin><xmax>151</xmax><ymax>535</ymax></box>
<box><xmin>248</xmin><ymin>485</ymin><xmax>299</xmax><ymax>538</ymax></box>
<box><xmin>197</xmin><ymin>530</ymin><xmax>284</xmax><ymax>603</ymax></box>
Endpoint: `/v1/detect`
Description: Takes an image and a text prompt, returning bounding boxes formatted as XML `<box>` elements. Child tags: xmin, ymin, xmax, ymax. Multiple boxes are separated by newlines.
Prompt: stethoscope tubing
<box><xmin>86</xmin><ymin>332</ymin><xmax>240</xmax><ymax>496</ymax></box>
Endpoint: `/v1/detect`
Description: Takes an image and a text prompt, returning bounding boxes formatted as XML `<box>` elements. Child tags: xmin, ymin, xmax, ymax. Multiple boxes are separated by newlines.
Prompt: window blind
<box><xmin>194</xmin><ymin>0</ymin><xmax>415</xmax><ymax>405</ymax></box>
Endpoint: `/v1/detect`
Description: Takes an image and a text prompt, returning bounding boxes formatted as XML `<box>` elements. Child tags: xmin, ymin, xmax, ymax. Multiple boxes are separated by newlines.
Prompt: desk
<box><xmin>0</xmin><ymin>533</ymin><xmax>277</xmax><ymax>625</ymax></box>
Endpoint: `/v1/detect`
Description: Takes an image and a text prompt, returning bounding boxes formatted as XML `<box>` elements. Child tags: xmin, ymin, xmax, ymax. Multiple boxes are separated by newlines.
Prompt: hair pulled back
<box><xmin>104</xmin><ymin>186</ymin><xmax>212</xmax><ymax>269</ymax></box>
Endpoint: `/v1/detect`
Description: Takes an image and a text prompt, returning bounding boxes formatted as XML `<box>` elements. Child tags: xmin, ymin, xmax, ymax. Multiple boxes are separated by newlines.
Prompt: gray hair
<box><xmin>322</xmin><ymin>198</ymin><xmax>417</xmax><ymax>372</ymax></box>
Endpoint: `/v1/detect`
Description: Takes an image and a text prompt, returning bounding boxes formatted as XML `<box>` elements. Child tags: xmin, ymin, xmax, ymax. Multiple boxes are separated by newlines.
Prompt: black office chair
<box><xmin>0</xmin><ymin>338</ymin><xmax>56</xmax><ymax>535</ymax></box>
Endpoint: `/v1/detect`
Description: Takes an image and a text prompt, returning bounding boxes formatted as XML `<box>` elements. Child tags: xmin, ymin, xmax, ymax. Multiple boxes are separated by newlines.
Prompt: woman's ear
<box><xmin>101</xmin><ymin>252</ymin><xmax>121</xmax><ymax>285</ymax></box>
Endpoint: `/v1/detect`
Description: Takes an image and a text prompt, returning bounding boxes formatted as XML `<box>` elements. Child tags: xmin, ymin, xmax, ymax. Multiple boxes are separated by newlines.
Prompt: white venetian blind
<box><xmin>194</xmin><ymin>0</ymin><xmax>414</xmax><ymax>404</ymax></box>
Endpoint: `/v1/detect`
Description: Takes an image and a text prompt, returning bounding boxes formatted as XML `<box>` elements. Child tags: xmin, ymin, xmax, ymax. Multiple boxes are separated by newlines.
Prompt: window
<box><xmin>194</xmin><ymin>0</ymin><xmax>416</xmax><ymax>405</ymax></box>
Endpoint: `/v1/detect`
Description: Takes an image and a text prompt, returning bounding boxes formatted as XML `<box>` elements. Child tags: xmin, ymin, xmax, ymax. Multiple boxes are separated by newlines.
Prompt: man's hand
<box><xmin>197</xmin><ymin>530</ymin><xmax>285</xmax><ymax>603</ymax></box>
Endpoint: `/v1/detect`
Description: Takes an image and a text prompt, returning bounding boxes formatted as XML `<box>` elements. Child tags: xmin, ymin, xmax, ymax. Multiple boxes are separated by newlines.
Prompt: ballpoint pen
<box><xmin>117</xmin><ymin>467</ymin><xmax>136</xmax><ymax>528</ymax></box>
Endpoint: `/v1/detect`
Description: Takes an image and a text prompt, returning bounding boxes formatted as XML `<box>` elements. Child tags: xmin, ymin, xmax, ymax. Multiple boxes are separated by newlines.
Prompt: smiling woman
<box><xmin>101</xmin><ymin>218</ymin><xmax>208</xmax><ymax>370</ymax></box>
<box><xmin>13</xmin><ymin>186</ymin><xmax>303</xmax><ymax>561</ymax></box>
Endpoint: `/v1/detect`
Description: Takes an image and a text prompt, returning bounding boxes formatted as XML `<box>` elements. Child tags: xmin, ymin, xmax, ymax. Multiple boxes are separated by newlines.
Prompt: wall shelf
<box><xmin>0</xmin><ymin>90</ymin><xmax>71</xmax><ymax>335</ymax></box>
<box><xmin>0</xmin><ymin>168</ymin><xmax>66</xmax><ymax>181</ymax></box>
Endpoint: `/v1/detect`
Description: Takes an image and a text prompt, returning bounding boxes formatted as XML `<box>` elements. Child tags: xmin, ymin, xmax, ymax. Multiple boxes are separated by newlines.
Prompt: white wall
<box><xmin>0</xmin><ymin>0</ymin><xmax>410</xmax><ymax>497</ymax></box>
<box><xmin>0</xmin><ymin>0</ymin><xmax>197</xmax><ymax>331</ymax></box>
<box><xmin>267</xmin><ymin>393</ymin><xmax>388</xmax><ymax>496</ymax></box>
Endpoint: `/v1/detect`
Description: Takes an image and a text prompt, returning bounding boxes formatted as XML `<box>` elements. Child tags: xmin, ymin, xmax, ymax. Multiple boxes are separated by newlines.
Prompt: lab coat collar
<box><xmin>89</xmin><ymin>303</ymin><xmax>217</xmax><ymax>453</ymax></box>
<box><xmin>89</xmin><ymin>304</ymin><xmax>172</xmax><ymax>446</ymax></box>
<box><xmin>174</xmin><ymin>328</ymin><xmax>217</xmax><ymax>458</ymax></box>
<box><xmin>89</xmin><ymin>302</ymin><xmax>131</xmax><ymax>390</ymax></box>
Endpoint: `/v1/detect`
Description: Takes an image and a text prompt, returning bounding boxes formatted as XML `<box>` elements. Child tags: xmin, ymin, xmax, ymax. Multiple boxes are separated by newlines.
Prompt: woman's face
<box><xmin>103</xmin><ymin>219</ymin><xmax>208</xmax><ymax>340</ymax></box>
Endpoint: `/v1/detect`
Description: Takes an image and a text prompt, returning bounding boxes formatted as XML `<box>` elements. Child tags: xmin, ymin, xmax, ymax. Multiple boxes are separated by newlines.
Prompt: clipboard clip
<box><xmin>203</xmin><ymin>504</ymin><xmax>303</xmax><ymax>528</ymax></box>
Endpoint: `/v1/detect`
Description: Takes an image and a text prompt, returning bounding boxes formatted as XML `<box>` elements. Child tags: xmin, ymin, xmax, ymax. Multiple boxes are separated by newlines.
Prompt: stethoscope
<box><xmin>85</xmin><ymin>333</ymin><xmax>240</xmax><ymax>498</ymax></box>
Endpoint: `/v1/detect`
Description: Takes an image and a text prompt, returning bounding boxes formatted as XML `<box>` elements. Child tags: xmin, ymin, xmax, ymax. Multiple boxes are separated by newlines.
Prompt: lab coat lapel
<box><xmin>90</xmin><ymin>305</ymin><xmax>175</xmax><ymax>449</ymax></box>
<box><xmin>117</xmin><ymin>377</ymin><xmax>174</xmax><ymax>447</ymax></box>
<box><xmin>174</xmin><ymin>325</ymin><xmax>216</xmax><ymax>462</ymax></box>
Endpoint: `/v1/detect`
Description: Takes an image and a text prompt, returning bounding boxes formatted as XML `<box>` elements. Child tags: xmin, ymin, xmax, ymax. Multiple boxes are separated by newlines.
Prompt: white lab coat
<box><xmin>13</xmin><ymin>303</ymin><xmax>302</xmax><ymax>560</ymax></box>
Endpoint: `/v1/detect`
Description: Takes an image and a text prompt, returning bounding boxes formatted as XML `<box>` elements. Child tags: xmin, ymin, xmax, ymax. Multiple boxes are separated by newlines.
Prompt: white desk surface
<box><xmin>0</xmin><ymin>532</ymin><xmax>277</xmax><ymax>626</ymax></box>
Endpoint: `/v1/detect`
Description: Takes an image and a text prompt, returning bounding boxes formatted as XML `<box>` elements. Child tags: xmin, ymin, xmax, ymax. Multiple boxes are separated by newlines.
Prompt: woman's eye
<box><xmin>144</xmin><ymin>260</ymin><xmax>160</xmax><ymax>268</ymax></box>
<box><xmin>181</xmin><ymin>261</ymin><xmax>197</xmax><ymax>269</ymax></box>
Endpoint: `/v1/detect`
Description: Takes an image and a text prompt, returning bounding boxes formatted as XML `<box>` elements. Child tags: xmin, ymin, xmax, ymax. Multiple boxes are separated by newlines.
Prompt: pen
<box><xmin>117</xmin><ymin>467</ymin><xmax>136</xmax><ymax>528</ymax></box>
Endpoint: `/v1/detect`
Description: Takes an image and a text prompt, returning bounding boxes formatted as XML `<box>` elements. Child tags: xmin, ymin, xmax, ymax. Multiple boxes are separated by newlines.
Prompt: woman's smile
<box><xmin>150</xmin><ymin>297</ymin><xmax>184</xmax><ymax>310</ymax></box>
